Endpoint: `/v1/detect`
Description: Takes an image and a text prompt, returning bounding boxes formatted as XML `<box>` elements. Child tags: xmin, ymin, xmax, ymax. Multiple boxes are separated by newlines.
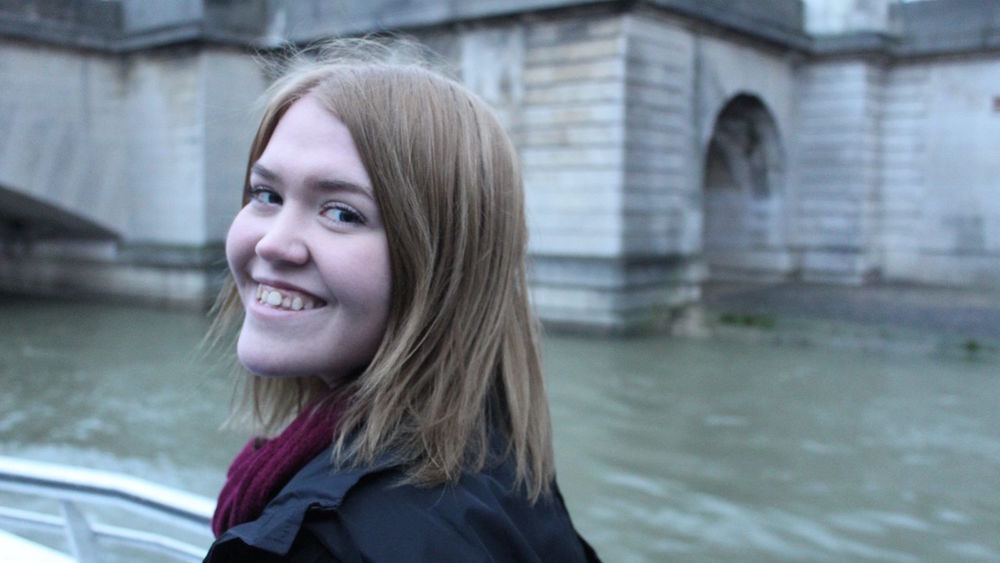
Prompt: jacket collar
<box><xmin>213</xmin><ymin>446</ymin><xmax>398</xmax><ymax>556</ymax></box>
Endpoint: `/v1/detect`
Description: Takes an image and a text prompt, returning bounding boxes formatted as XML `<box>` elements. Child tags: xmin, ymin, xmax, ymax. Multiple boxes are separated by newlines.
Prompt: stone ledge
<box><xmin>529</xmin><ymin>253</ymin><xmax>704</xmax><ymax>334</ymax></box>
<box><xmin>0</xmin><ymin>239</ymin><xmax>227</xmax><ymax>307</ymax></box>
<box><xmin>645</xmin><ymin>0</ymin><xmax>808</xmax><ymax>51</ymax></box>
<box><xmin>3</xmin><ymin>0</ymin><xmax>997</xmax><ymax>61</ymax></box>
<box><xmin>113</xmin><ymin>242</ymin><xmax>226</xmax><ymax>269</ymax></box>
<box><xmin>0</xmin><ymin>251</ymin><xmax>225</xmax><ymax>309</ymax></box>
<box><xmin>703</xmin><ymin>281</ymin><xmax>1000</xmax><ymax>359</ymax></box>
<box><xmin>0</xmin><ymin>0</ymin><xmax>806</xmax><ymax>52</ymax></box>
<box><xmin>812</xmin><ymin>0</ymin><xmax>1000</xmax><ymax>58</ymax></box>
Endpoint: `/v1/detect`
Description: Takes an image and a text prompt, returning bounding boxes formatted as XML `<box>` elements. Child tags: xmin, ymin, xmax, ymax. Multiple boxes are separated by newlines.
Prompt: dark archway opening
<box><xmin>0</xmin><ymin>186</ymin><xmax>118</xmax><ymax>256</ymax></box>
<box><xmin>702</xmin><ymin>94</ymin><xmax>789</xmax><ymax>281</ymax></box>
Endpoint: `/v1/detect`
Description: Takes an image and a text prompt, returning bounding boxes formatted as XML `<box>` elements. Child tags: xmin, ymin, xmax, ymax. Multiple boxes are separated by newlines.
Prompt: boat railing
<box><xmin>0</xmin><ymin>455</ymin><xmax>215</xmax><ymax>562</ymax></box>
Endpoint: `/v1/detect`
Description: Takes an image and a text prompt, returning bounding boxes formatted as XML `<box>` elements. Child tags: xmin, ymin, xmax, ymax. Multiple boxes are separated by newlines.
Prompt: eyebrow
<box><xmin>250</xmin><ymin>163</ymin><xmax>374</xmax><ymax>199</ymax></box>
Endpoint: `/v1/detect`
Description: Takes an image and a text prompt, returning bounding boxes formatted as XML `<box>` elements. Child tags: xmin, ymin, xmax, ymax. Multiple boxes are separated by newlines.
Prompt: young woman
<box><xmin>204</xmin><ymin>42</ymin><xmax>599</xmax><ymax>561</ymax></box>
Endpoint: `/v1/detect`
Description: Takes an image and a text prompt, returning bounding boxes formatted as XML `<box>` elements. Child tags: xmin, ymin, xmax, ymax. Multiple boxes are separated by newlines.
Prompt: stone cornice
<box><xmin>1</xmin><ymin>0</ymin><xmax>998</xmax><ymax>60</ymax></box>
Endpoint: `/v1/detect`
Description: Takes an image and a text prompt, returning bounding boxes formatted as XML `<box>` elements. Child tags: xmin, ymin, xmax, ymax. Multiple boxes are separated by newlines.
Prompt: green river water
<box><xmin>2</xmin><ymin>296</ymin><xmax>998</xmax><ymax>561</ymax></box>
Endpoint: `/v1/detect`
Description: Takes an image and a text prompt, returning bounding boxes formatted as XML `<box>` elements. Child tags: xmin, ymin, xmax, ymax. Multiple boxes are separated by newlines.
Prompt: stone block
<box><xmin>526</xmin><ymin>15</ymin><xmax>623</xmax><ymax>48</ymax></box>
<box><xmin>528</xmin><ymin>254</ymin><xmax>704</xmax><ymax>332</ymax></box>
<box><xmin>520</xmin><ymin>123</ymin><xmax>624</xmax><ymax>146</ymax></box>
<box><xmin>528</xmin><ymin>208</ymin><xmax>622</xmax><ymax>234</ymax></box>
<box><xmin>521</xmin><ymin>103</ymin><xmax>622</xmax><ymax>127</ymax></box>
<box><xmin>630</xmin><ymin>21</ymin><xmax>691</xmax><ymax>50</ymax></box>
<box><xmin>528</xmin><ymin>232</ymin><xmax>622</xmax><ymax>258</ymax></box>
<box><xmin>523</xmin><ymin>81</ymin><xmax>622</xmax><ymax>105</ymax></box>
<box><xmin>800</xmin><ymin>248</ymin><xmax>867</xmax><ymax>278</ymax></box>
<box><xmin>621</xmin><ymin>190</ymin><xmax>687</xmax><ymax>213</ymax></box>
<box><xmin>524</xmin><ymin>35</ymin><xmax>623</xmax><ymax>65</ymax></box>
<box><xmin>624</xmin><ymin>150</ymin><xmax>686</xmax><ymax>175</ymax></box>
<box><xmin>626</xmin><ymin>130</ymin><xmax>689</xmax><ymax>154</ymax></box>
<box><xmin>0</xmin><ymin>241</ymin><xmax>222</xmax><ymax>308</ymax></box>
<box><xmin>626</xmin><ymin>163</ymin><xmax>688</xmax><ymax>185</ymax></box>
<box><xmin>521</xmin><ymin>146</ymin><xmax>623</xmax><ymax>168</ymax></box>
<box><xmin>523</xmin><ymin>59</ymin><xmax>624</xmax><ymax>84</ymax></box>
<box><xmin>898</xmin><ymin>252</ymin><xmax>1000</xmax><ymax>288</ymax></box>
<box><xmin>524</xmin><ymin>167</ymin><xmax>622</xmax><ymax>190</ymax></box>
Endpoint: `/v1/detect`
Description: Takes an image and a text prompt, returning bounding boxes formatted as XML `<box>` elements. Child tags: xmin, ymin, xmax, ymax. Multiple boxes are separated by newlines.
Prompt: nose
<box><xmin>254</xmin><ymin>213</ymin><xmax>309</xmax><ymax>265</ymax></box>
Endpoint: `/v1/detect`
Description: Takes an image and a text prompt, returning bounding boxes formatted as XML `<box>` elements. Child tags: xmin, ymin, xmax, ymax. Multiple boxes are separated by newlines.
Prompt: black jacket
<box><xmin>204</xmin><ymin>447</ymin><xmax>600</xmax><ymax>562</ymax></box>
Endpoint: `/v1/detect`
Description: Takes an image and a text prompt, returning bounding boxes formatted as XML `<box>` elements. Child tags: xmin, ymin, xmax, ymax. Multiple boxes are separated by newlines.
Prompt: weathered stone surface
<box><xmin>1</xmin><ymin>0</ymin><xmax>997</xmax><ymax>329</ymax></box>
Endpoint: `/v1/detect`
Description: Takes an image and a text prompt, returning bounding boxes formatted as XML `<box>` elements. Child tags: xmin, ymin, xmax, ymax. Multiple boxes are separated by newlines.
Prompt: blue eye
<box><xmin>322</xmin><ymin>205</ymin><xmax>364</xmax><ymax>225</ymax></box>
<box><xmin>248</xmin><ymin>187</ymin><xmax>282</xmax><ymax>206</ymax></box>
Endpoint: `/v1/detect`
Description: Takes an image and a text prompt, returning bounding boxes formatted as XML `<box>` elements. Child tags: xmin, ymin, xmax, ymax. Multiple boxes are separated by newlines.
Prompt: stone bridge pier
<box><xmin>0</xmin><ymin>20</ymin><xmax>266</xmax><ymax>307</ymax></box>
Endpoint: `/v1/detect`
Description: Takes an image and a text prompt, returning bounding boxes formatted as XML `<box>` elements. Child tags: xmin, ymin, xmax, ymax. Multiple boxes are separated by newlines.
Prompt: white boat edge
<box><xmin>0</xmin><ymin>528</ymin><xmax>74</xmax><ymax>563</ymax></box>
<box><xmin>0</xmin><ymin>455</ymin><xmax>215</xmax><ymax>521</ymax></box>
<box><xmin>0</xmin><ymin>455</ymin><xmax>215</xmax><ymax>561</ymax></box>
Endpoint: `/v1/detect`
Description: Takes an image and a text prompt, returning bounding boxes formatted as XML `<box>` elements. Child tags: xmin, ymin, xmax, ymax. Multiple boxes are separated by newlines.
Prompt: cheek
<box><xmin>225</xmin><ymin>210</ymin><xmax>256</xmax><ymax>273</ymax></box>
<box><xmin>373</xmin><ymin>257</ymin><xmax>393</xmax><ymax>309</ymax></box>
<box><xmin>360</xmin><ymin>240</ymin><xmax>393</xmax><ymax>309</ymax></box>
<box><xmin>319</xmin><ymin>238</ymin><xmax>392</xmax><ymax>313</ymax></box>
<box><xmin>366</xmin><ymin>246</ymin><xmax>393</xmax><ymax>328</ymax></box>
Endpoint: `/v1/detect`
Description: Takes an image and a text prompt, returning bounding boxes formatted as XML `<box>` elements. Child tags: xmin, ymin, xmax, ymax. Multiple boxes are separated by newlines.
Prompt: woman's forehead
<box><xmin>255</xmin><ymin>95</ymin><xmax>373</xmax><ymax>192</ymax></box>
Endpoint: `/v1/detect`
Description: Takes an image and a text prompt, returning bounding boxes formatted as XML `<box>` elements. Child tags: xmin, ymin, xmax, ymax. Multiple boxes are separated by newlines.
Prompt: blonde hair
<box><xmin>208</xmin><ymin>40</ymin><xmax>553</xmax><ymax>499</ymax></box>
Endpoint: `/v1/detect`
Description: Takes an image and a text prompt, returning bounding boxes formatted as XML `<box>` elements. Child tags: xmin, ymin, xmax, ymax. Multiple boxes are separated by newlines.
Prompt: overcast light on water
<box><xmin>2</xmin><ymin>296</ymin><xmax>998</xmax><ymax>561</ymax></box>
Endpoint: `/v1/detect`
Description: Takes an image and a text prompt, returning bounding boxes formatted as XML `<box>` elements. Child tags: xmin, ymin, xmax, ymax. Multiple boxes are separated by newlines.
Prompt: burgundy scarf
<box><xmin>212</xmin><ymin>401</ymin><xmax>343</xmax><ymax>537</ymax></box>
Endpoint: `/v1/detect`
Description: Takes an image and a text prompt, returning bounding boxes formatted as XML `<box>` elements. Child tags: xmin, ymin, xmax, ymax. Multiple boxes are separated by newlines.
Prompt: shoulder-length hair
<box><xmin>208</xmin><ymin>40</ymin><xmax>553</xmax><ymax>500</ymax></box>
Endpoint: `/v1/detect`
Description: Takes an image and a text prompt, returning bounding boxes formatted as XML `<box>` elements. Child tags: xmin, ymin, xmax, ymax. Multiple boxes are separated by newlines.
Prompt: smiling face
<box><xmin>226</xmin><ymin>94</ymin><xmax>391</xmax><ymax>386</ymax></box>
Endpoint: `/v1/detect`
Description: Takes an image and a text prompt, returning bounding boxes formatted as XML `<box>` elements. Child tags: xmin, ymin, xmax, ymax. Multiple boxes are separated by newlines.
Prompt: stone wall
<box><xmin>792</xmin><ymin>60</ymin><xmax>885</xmax><ymax>283</ymax></box>
<box><xmin>122</xmin><ymin>47</ymin><xmax>262</xmax><ymax>245</ymax></box>
<box><xmin>0</xmin><ymin>36</ymin><xmax>265</xmax><ymax>306</ymax></box>
<box><xmin>122</xmin><ymin>48</ymin><xmax>206</xmax><ymax>244</ymax></box>
<box><xmin>1</xmin><ymin>0</ymin><xmax>998</xmax><ymax>326</ymax></box>
<box><xmin>618</xmin><ymin>12</ymin><xmax>701</xmax><ymax>328</ymax></box>
<box><xmin>0</xmin><ymin>40</ymin><xmax>125</xmax><ymax>235</ymax></box>
<box><xmin>880</xmin><ymin>57</ymin><xmax>1000</xmax><ymax>286</ymax></box>
<box><xmin>693</xmin><ymin>22</ymin><xmax>797</xmax><ymax>281</ymax></box>
<box><xmin>518</xmin><ymin>13</ymin><xmax>631</xmax><ymax>329</ymax></box>
<box><xmin>879</xmin><ymin>63</ymin><xmax>927</xmax><ymax>283</ymax></box>
<box><xmin>801</xmin><ymin>0</ymin><xmax>895</xmax><ymax>35</ymax></box>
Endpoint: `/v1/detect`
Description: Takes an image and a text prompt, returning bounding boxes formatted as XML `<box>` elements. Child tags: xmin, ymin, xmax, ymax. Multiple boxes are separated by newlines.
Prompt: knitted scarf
<box><xmin>211</xmin><ymin>401</ymin><xmax>343</xmax><ymax>537</ymax></box>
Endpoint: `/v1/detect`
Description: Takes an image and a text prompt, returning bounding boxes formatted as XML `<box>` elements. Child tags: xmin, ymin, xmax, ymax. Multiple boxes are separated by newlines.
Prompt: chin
<box><xmin>236</xmin><ymin>339</ymin><xmax>306</xmax><ymax>378</ymax></box>
<box><xmin>235</xmin><ymin>340</ymin><xmax>350</xmax><ymax>383</ymax></box>
<box><xmin>237</xmin><ymin>354</ymin><xmax>295</xmax><ymax>378</ymax></box>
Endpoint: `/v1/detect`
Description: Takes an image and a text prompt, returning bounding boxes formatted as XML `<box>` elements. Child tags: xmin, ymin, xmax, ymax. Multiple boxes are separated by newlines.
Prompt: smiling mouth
<box><xmin>255</xmin><ymin>284</ymin><xmax>325</xmax><ymax>311</ymax></box>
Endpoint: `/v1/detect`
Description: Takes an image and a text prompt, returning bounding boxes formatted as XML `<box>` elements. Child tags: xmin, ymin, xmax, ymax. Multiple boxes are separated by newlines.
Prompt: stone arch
<box><xmin>0</xmin><ymin>185</ymin><xmax>118</xmax><ymax>255</ymax></box>
<box><xmin>701</xmin><ymin>93</ymin><xmax>790</xmax><ymax>280</ymax></box>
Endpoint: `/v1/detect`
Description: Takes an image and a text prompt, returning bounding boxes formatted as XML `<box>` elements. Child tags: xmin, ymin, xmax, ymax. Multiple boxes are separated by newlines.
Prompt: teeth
<box><xmin>256</xmin><ymin>284</ymin><xmax>319</xmax><ymax>311</ymax></box>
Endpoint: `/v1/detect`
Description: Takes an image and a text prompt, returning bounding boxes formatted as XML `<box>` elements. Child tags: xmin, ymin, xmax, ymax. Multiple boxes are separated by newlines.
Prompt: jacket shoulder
<box><xmin>301</xmin><ymin>466</ymin><xmax>593</xmax><ymax>562</ymax></box>
<box><xmin>206</xmin><ymin>453</ymin><xmax>597</xmax><ymax>562</ymax></box>
<box><xmin>206</xmin><ymin>448</ymin><xmax>381</xmax><ymax>559</ymax></box>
